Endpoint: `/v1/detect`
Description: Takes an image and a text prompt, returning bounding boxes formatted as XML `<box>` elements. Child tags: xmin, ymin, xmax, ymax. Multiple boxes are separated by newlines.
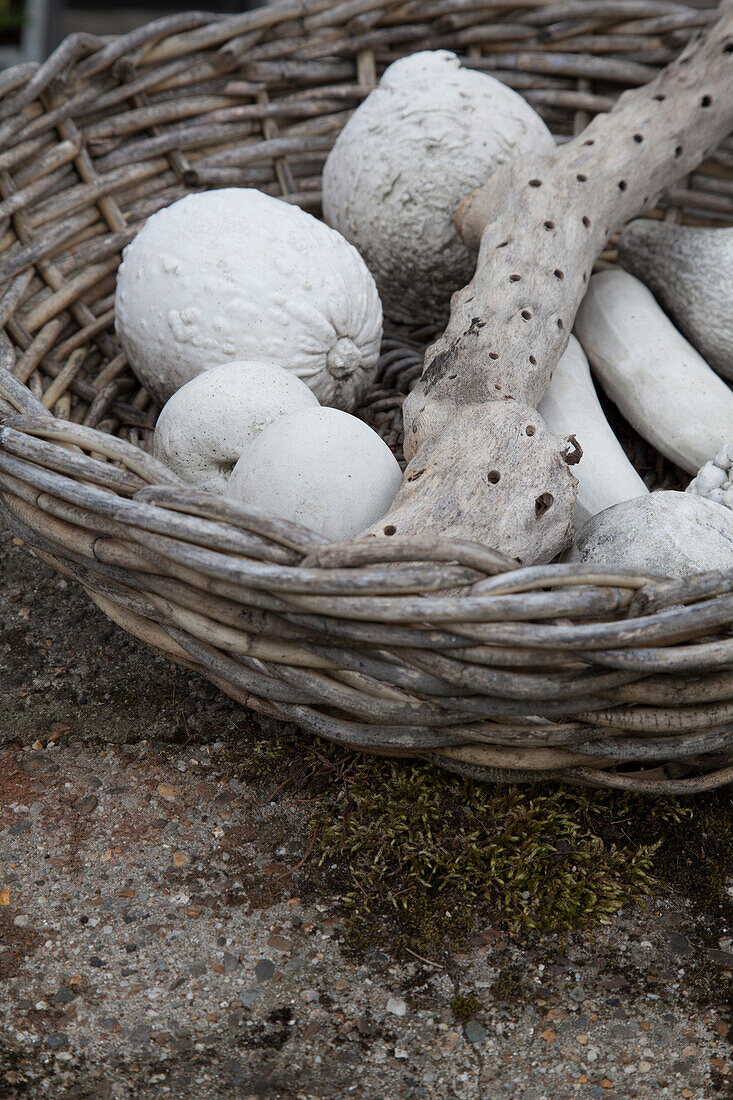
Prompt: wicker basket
<box><xmin>1</xmin><ymin>0</ymin><xmax>732</xmax><ymax>794</ymax></box>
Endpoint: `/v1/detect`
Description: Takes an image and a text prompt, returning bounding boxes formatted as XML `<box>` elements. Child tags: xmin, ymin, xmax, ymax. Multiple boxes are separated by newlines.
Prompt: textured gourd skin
<box><xmin>153</xmin><ymin>361</ymin><xmax>319</xmax><ymax>495</ymax></box>
<box><xmin>115</xmin><ymin>189</ymin><xmax>383</xmax><ymax>409</ymax></box>
<box><xmin>225</xmin><ymin>407</ymin><xmax>402</xmax><ymax>542</ymax></box>
<box><xmin>687</xmin><ymin>441</ymin><xmax>733</xmax><ymax>511</ymax></box>
<box><xmin>538</xmin><ymin>335</ymin><xmax>648</xmax><ymax>527</ymax></box>
<box><xmin>619</xmin><ymin>220</ymin><xmax>733</xmax><ymax>381</ymax></box>
<box><xmin>567</xmin><ymin>491</ymin><xmax>733</xmax><ymax>578</ymax></box>
<box><xmin>575</xmin><ymin>269</ymin><xmax>733</xmax><ymax>476</ymax></box>
<box><xmin>322</xmin><ymin>51</ymin><xmax>554</xmax><ymax>325</ymax></box>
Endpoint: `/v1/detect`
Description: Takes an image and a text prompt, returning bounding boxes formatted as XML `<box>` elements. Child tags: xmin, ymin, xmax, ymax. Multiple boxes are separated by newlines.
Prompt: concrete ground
<box><xmin>2</xmin><ymin>526</ymin><xmax>733</xmax><ymax>1099</ymax></box>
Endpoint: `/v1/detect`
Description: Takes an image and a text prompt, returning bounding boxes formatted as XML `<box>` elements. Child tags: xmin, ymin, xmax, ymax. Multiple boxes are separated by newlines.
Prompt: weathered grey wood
<box><xmin>372</xmin><ymin>3</ymin><xmax>733</xmax><ymax>562</ymax></box>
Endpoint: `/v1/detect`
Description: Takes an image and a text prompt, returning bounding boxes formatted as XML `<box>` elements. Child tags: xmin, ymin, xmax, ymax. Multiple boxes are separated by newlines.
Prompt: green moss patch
<box><xmin>230</xmin><ymin>719</ymin><xmax>724</xmax><ymax>955</ymax></box>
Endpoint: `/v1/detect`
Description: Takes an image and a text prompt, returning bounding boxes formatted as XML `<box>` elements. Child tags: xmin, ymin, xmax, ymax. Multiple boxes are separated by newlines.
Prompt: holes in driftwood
<box><xmin>576</xmin><ymin>173</ymin><xmax>587</xmax><ymax>183</ymax></box>
<box><xmin>406</xmin><ymin>468</ymin><xmax>424</xmax><ymax>482</ymax></box>
<box><xmin>535</xmin><ymin>493</ymin><xmax>554</xmax><ymax>517</ymax></box>
<box><xmin>582</xmin><ymin>215</ymin><xmax>591</xmax><ymax>227</ymax></box>
<box><xmin>701</xmin><ymin>95</ymin><xmax>712</xmax><ymax>108</ymax></box>
<box><xmin>725</xmin><ymin>42</ymin><xmax>733</xmax><ymax>54</ymax></box>
<box><xmin>529</xmin><ymin>355</ymin><xmax>537</xmax><ymax>365</ymax></box>
<box><xmin>583</xmin><ymin>139</ymin><xmax>594</xmax><ymax>146</ymax></box>
<box><xmin>618</xmin><ymin>180</ymin><xmax>627</xmax><ymax>191</ymax></box>
<box><xmin>383</xmin><ymin>525</ymin><xmax>397</xmax><ymax>536</ymax></box>
<box><xmin>653</xmin><ymin>93</ymin><xmax>666</xmax><ymax>101</ymax></box>
<box><xmin>509</xmin><ymin>274</ymin><xmax>521</xmax><ymax>282</ymax></box>
<box><xmin>521</xmin><ymin>310</ymin><xmax>532</xmax><ymax>321</ymax></box>
<box><xmin>675</xmin><ymin>145</ymin><xmax>683</xmax><ymax>157</ymax></box>
<box><xmin>489</xmin><ymin>351</ymin><xmax>499</xmax><ymax>360</ymax></box>
<box><xmin>633</xmin><ymin>133</ymin><xmax>643</xmax><ymax>143</ymax></box>
<box><xmin>487</xmin><ymin>470</ymin><xmax>501</xmax><ymax>484</ymax></box>
<box><xmin>554</xmin><ymin>269</ymin><xmax>564</xmax><ymax>280</ymax></box>
<box><xmin>529</xmin><ymin>179</ymin><xmax>542</xmax><ymax>188</ymax></box>
<box><xmin>525</xmin><ymin>425</ymin><xmax>536</xmax><ymax>437</ymax></box>
<box><xmin>544</xmin><ymin>220</ymin><xmax>555</xmax><ymax>230</ymax></box>
<box><xmin>497</xmin><ymin>239</ymin><xmax>510</xmax><ymax>248</ymax></box>
<box><xmin>557</xmin><ymin>318</ymin><xmax>564</xmax><ymax>330</ymax></box>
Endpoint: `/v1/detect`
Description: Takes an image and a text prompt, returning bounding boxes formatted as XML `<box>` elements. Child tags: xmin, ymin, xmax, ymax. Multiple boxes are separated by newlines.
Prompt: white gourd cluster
<box><xmin>112</xmin><ymin>48</ymin><xmax>733</xmax><ymax>568</ymax></box>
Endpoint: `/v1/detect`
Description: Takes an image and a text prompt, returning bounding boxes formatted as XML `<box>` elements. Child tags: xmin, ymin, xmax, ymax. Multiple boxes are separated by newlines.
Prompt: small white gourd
<box><xmin>567</xmin><ymin>491</ymin><xmax>733</xmax><ymax>578</ymax></box>
<box><xmin>687</xmin><ymin>442</ymin><xmax>733</xmax><ymax>511</ymax></box>
<box><xmin>115</xmin><ymin>188</ymin><xmax>383</xmax><ymax>409</ymax></box>
<box><xmin>225</xmin><ymin>407</ymin><xmax>402</xmax><ymax>541</ymax></box>
<box><xmin>574</xmin><ymin>269</ymin><xmax>733</xmax><ymax>476</ymax></box>
<box><xmin>322</xmin><ymin>50</ymin><xmax>555</xmax><ymax>325</ymax></box>
<box><xmin>538</xmin><ymin>335</ymin><xmax>648</xmax><ymax>527</ymax></box>
<box><xmin>153</xmin><ymin>361</ymin><xmax>319</xmax><ymax>495</ymax></box>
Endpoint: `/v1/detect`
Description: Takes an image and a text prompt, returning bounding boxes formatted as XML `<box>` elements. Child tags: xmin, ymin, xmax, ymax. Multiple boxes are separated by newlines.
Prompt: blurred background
<box><xmin>0</xmin><ymin>0</ymin><xmax>263</xmax><ymax>66</ymax></box>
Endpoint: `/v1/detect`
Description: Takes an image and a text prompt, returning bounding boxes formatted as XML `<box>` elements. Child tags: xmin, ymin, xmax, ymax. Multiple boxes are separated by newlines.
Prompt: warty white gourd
<box><xmin>225</xmin><ymin>407</ymin><xmax>402</xmax><ymax>541</ymax></box>
<box><xmin>574</xmin><ymin>269</ymin><xmax>733</xmax><ymax>476</ymax></box>
<box><xmin>567</xmin><ymin>492</ymin><xmax>733</xmax><ymax>578</ymax></box>
<box><xmin>115</xmin><ymin>188</ymin><xmax>383</xmax><ymax>410</ymax></box>
<box><xmin>619</xmin><ymin>220</ymin><xmax>733</xmax><ymax>381</ymax></box>
<box><xmin>538</xmin><ymin>335</ymin><xmax>648</xmax><ymax>527</ymax></box>
<box><xmin>153</xmin><ymin>361</ymin><xmax>319</xmax><ymax>495</ymax></box>
<box><xmin>687</xmin><ymin>442</ymin><xmax>733</xmax><ymax>511</ymax></box>
<box><xmin>322</xmin><ymin>50</ymin><xmax>554</xmax><ymax>325</ymax></box>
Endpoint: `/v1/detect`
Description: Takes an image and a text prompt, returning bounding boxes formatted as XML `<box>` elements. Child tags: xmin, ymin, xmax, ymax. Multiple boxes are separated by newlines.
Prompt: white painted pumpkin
<box><xmin>322</xmin><ymin>50</ymin><xmax>555</xmax><ymax>325</ymax></box>
<box><xmin>567</xmin><ymin>491</ymin><xmax>733</xmax><ymax>577</ymax></box>
<box><xmin>115</xmin><ymin>188</ymin><xmax>383</xmax><ymax>409</ymax></box>
<box><xmin>225</xmin><ymin>407</ymin><xmax>402</xmax><ymax>541</ymax></box>
<box><xmin>153</xmin><ymin>361</ymin><xmax>319</xmax><ymax>495</ymax></box>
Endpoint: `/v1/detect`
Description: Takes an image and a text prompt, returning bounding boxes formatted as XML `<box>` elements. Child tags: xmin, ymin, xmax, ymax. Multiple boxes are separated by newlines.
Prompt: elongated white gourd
<box><xmin>574</xmin><ymin>270</ymin><xmax>733</xmax><ymax>476</ymax></box>
<box><xmin>538</xmin><ymin>335</ymin><xmax>647</xmax><ymax>526</ymax></box>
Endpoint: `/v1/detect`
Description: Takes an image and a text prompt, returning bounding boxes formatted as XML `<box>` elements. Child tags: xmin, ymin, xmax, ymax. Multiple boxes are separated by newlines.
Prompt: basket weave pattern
<box><xmin>1</xmin><ymin>0</ymin><xmax>733</xmax><ymax>792</ymax></box>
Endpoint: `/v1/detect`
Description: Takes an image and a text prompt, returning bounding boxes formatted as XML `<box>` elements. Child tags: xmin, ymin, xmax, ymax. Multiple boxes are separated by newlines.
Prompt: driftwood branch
<box><xmin>367</xmin><ymin>4</ymin><xmax>733</xmax><ymax>564</ymax></box>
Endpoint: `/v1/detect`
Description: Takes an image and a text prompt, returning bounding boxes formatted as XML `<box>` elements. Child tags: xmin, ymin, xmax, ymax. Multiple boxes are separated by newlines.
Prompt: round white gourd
<box><xmin>115</xmin><ymin>188</ymin><xmax>383</xmax><ymax>409</ymax></box>
<box><xmin>322</xmin><ymin>50</ymin><xmax>555</xmax><ymax>325</ymax></box>
<box><xmin>225</xmin><ymin>407</ymin><xmax>402</xmax><ymax>541</ymax></box>
<box><xmin>567</xmin><ymin>491</ymin><xmax>733</xmax><ymax>577</ymax></box>
<box><xmin>153</xmin><ymin>361</ymin><xmax>319</xmax><ymax>495</ymax></box>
